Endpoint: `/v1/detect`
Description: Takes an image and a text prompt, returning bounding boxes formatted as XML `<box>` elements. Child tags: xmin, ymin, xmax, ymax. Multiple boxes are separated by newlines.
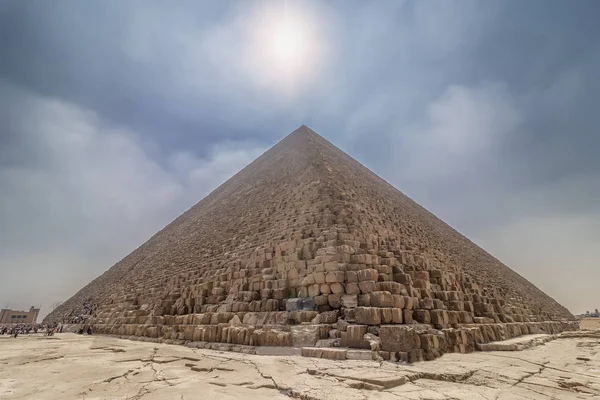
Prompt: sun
<box><xmin>246</xmin><ymin>2</ymin><xmax>323</xmax><ymax>91</ymax></box>
<box><xmin>270</xmin><ymin>18</ymin><xmax>308</xmax><ymax>68</ymax></box>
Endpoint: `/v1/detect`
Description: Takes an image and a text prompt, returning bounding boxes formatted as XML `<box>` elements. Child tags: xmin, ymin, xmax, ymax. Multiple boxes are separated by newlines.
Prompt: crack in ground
<box><xmin>16</xmin><ymin>355</ymin><xmax>64</xmax><ymax>365</ymax></box>
<box><xmin>103</xmin><ymin>369</ymin><xmax>134</xmax><ymax>383</ymax></box>
<box><xmin>511</xmin><ymin>362</ymin><xmax>547</xmax><ymax>387</ymax></box>
<box><xmin>485</xmin><ymin>353</ymin><xmax>598</xmax><ymax>379</ymax></box>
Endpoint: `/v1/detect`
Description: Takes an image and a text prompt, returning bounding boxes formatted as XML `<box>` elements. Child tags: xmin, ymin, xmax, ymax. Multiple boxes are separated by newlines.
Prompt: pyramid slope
<box><xmin>46</xmin><ymin>126</ymin><xmax>574</xmax><ymax>357</ymax></box>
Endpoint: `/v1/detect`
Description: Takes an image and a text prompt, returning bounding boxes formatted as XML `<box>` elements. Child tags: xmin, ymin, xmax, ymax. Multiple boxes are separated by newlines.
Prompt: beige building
<box><xmin>0</xmin><ymin>307</ymin><xmax>40</xmax><ymax>325</ymax></box>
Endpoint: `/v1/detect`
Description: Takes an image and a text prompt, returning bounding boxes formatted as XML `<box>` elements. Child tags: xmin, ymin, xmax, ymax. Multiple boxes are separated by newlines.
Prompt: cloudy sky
<box><xmin>1</xmin><ymin>0</ymin><xmax>599</xmax><ymax>318</ymax></box>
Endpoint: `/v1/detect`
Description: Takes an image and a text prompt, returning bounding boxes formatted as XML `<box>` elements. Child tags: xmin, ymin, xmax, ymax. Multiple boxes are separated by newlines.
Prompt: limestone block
<box><xmin>408</xmin><ymin>349</ymin><xmax>424</xmax><ymax>363</ymax></box>
<box><xmin>413</xmin><ymin>279</ymin><xmax>431</xmax><ymax>290</ymax></box>
<box><xmin>341</xmin><ymin>294</ymin><xmax>358</xmax><ymax>308</ymax></box>
<box><xmin>403</xmin><ymin>309</ymin><xmax>414</xmax><ymax>324</ymax></box>
<box><xmin>391</xmin><ymin>308</ymin><xmax>403</xmax><ymax>324</ymax></box>
<box><xmin>392</xmin><ymin>295</ymin><xmax>405</xmax><ymax>309</ymax></box>
<box><xmin>346</xmin><ymin>271</ymin><xmax>358</xmax><ymax>283</ymax></box>
<box><xmin>355</xmin><ymin>307</ymin><xmax>382</xmax><ymax>325</ymax></box>
<box><xmin>320</xmin><ymin>348</ymin><xmax>347</xmax><ymax>360</ymax></box>
<box><xmin>336</xmin><ymin>319</ymin><xmax>349</xmax><ymax>332</ymax></box>
<box><xmin>326</xmin><ymin>271</ymin><xmax>345</xmax><ymax>283</ymax></box>
<box><xmin>414</xmin><ymin>309</ymin><xmax>431</xmax><ymax>324</ymax></box>
<box><xmin>324</xmin><ymin>261</ymin><xmax>339</xmax><ymax>272</ymax></box>
<box><xmin>345</xmin><ymin>325</ymin><xmax>369</xmax><ymax>349</ymax></box>
<box><xmin>358</xmin><ymin>293</ymin><xmax>371</xmax><ymax>307</ymax></box>
<box><xmin>328</xmin><ymin>294</ymin><xmax>342</xmax><ymax>309</ymax></box>
<box><xmin>394</xmin><ymin>273</ymin><xmax>411</xmax><ymax>285</ymax></box>
<box><xmin>370</xmin><ymin>291</ymin><xmax>394</xmax><ymax>307</ymax></box>
<box><xmin>291</xmin><ymin>325</ymin><xmax>319</xmax><ymax>347</ymax></box>
<box><xmin>377</xmin><ymin>281</ymin><xmax>403</xmax><ymax>294</ymax></box>
<box><xmin>447</xmin><ymin>311</ymin><xmax>459</xmax><ymax>325</ymax></box>
<box><xmin>380</xmin><ymin>308</ymin><xmax>393</xmax><ymax>324</ymax></box>
<box><xmin>193</xmin><ymin>314</ymin><xmax>212</xmax><ymax>325</ymax></box>
<box><xmin>330</xmin><ymin>283</ymin><xmax>345</xmax><ymax>294</ymax></box>
<box><xmin>346</xmin><ymin>350</ymin><xmax>375</xmax><ymax>360</ymax></box>
<box><xmin>320</xmin><ymin>284</ymin><xmax>332</xmax><ymax>295</ymax></box>
<box><xmin>302</xmin><ymin>298</ymin><xmax>316</xmax><ymax>310</ymax></box>
<box><xmin>420</xmin><ymin>334</ymin><xmax>439</xmax><ymax>351</ymax></box>
<box><xmin>379</xmin><ymin>325</ymin><xmax>422</xmax><ymax>352</ymax></box>
<box><xmin>345</xmin><ymin>282</ymin><xmax>360</xmax><ymax>295</ymax></box>
<box><xmin>301</xmin><ymin>275</ymin><xmax>315</xmax><ymax>286</ymax></box>
<box><xmin>308</xmin><ymin>284</ymin><xmax>320</xmax><ymax>297</ymax></box>
<box><xmin>413</xmin><ymin>271</ymin><xmax>430</xmax><ymax>280</ymax></box>
<box><xmin>285</xmin><ymin>298</ymin><xmax>302</xmax><ymax>311</ymax></box>
<box><xmin>359</xmin><ymin>280</ymin><xmax>376</xmax><ymax>294</ymax></box>
<box><xmin>430</xmin><ymin>310</ymin><xmax>449</xmax><ymax>326</ymax></box>
<box><xmin>314</xmin><ymin>272</ymin><xmax>326</xmax><ymax>284</ymax></box>
<box><xmin>357</xmin><ymin>269</ymin><xmax>378</xmax><ymax>282</ymax></box>
<box><xmin>301</xmin><ymin>347</ymin><xmax>323</xmax><ymax>358</ymax></box>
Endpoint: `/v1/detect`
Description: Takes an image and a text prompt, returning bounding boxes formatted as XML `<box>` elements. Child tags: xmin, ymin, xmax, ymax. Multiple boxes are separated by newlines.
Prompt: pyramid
<box><xmin>46</xmin><ymin>126</ymin><xmax>576</xmax><ymax>361</ymax></box>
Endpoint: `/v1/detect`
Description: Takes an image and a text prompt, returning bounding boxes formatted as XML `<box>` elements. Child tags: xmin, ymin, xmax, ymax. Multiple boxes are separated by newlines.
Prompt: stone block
<box><xmin>326</xmin><ymin>271</ymin><xmax>345</xmax><ymax>283</ymax></box>
<box><xmin>355</xmin><ymin>307</ymin><xmax>382</xmax><ymax>325</ymax></box>
<box><xmin>321</xmin><ymin>348</ymin><xmax>347</xmax><ymax>360</ymax></box>
<box><xmin>346</xmin><ymin>350</ymin><xmax>375</xmax><ymax>360</ymax></box>
<box><xmin>308</xmin><ymin>284</ymin><xmax>320</xmax><ymax>297</ymax></box>
<box><xmin>328</xmin><ymin>293</ymin><xmax>343</xmax><ymax>308</ymax></box>
<box><xmin>359</xmin><ymin>280</ymin><xmax>376</xmax><ymax>294</ymax></box>
<box><xmin>302</xmin><ymin>298</ymin><xmax>316</xmax><ymax>310</ymax></box>
<box><xmin>358</xmin><ymin>293</ymin><xmax>371</xmax><ymax>307</ymax></box>
<box><xmin>370</xmin><ymin>291</ymin><xmax>394</xmax><ymax>307</ymax></box>
<box><xmin>345</xmin><ymin>282</ymin><xmax>360</xmax><ymax>295</ymax></box>
<box><xmin>357</xmin><ymin>269</ymin><xmax>378</xmax><ymax>282</ymax></box>
<box><xmin>430</xmin><ymin>310</ymin><xmax>449</xmax><ymax>326</ymax></box>
<box><xmin>320</xmin><ymin>284</ymin><xmax>332</xmax><ymax>295</ymax></box>
<box><xmin>376</xmin><ymin>281</ymin><xmax>403</xmax><ymax>294</ymax></box>
<box><xmin>420</xmin><ymin>298</ymin><xmax>434</xmax><ymax>310</ymax></box>
<box><xmin>285</xmin><ymin>298</ymin><xmax>303</xmax><ymax>311</ymax></box>
<box><xmin>380</xmin><ymin>308</ymin><xmax>393</xmax><ymax>324</ymax></box>
<box><xmin>314</xmin><ymin>272</ymin><xmax>325</xmax><ymax>284</ymax></box>
<box><xmin>393</xmin><ymin>295</ymin><xmax>405</xmax><ymax>309</ymax></box>
<box><xmin>346</xmin><ymin>324</ymin><xmax>369</xmax><ymax>349</ymax></box>
<box><xmin>379</xmin><ymin>325</ymin><xmax>422</xmax><ymax>352</ymax></box>
<box><xmin>341</xmin><ymin>294</ymin><xmax>358</xmax><ymax>308</ymax></box>
<box><xmin>414</xmin><ymin>309</ymin><xmax>431</xmax><ymax>324</ymax></box>
<box><xmin>346</xmin><ymin>271</ymin><xmax>358</xmax><ymax>283</ymax></box>
<box><xmin>330</xmin><ymin>283</ymin><xmax>345</xmax><ymax>294</ymax></box>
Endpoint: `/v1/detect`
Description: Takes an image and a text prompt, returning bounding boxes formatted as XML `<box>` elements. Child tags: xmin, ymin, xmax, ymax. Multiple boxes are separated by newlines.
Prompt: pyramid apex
<box><xmin>289</xmin><ymin>124</ymin><xmax>320</xmax><ymax>137</ymax></box>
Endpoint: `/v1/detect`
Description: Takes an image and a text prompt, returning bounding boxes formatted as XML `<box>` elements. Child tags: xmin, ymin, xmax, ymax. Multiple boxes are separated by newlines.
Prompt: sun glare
<box><xmin>271</xmin><ymin>19</ymin><xmax>307</xmax><ymax>66</ymax></box>
<box><xmin>246</xmin><ymin>2</ymin><xmax>324</xmax><ymax>92</ymax></box>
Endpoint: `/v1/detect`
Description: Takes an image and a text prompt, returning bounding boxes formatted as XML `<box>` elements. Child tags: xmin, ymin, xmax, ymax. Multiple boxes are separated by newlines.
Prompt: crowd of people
<box><xmin>0</xmin><ymin>323</ymin><xmax>66</xmax><ymax>337</ymax></box>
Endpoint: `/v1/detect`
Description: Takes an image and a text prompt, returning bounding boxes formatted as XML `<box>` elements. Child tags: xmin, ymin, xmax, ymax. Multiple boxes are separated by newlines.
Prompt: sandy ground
<box><xmin>580</xmin><ymin>318</ymin><xmax>600</xmax><ymax>330</ymax></box>
<box><xmin>0</xmin><ymin>332</ymin><xmax>599</xmax><ymax>400</ymax></box>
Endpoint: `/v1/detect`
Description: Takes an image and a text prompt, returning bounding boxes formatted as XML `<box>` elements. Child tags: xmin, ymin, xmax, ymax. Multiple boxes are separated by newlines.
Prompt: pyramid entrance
<box><xmin>45</xmin><ymin>126</ymin><xmax>577</xmax><ymax>362</ymax></box>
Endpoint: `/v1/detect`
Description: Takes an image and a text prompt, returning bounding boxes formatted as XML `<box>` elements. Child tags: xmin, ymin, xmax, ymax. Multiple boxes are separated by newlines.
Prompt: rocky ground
<box><xmin>0</xmin><ymin>331</ymin><xmax>599</xmax><ymax>400</ymax></box>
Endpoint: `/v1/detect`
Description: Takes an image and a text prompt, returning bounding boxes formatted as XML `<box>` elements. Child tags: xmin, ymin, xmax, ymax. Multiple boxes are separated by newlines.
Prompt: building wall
<box><xmin>0</xmin><ymin>307</ymin><xmax>40</xmax><ymax>325</ymax></box>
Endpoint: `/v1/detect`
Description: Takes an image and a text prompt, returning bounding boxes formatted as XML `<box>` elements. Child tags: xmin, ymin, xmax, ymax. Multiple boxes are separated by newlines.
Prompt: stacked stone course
<box><xmin>45</xmin><ymin>126</ymin><xmax>577</xmax><ymax>362</ymax></box>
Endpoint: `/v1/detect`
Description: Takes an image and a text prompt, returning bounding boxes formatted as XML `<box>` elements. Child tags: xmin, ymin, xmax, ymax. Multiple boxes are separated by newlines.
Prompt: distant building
<box><xmin>0</xmin><ymin>307</ymin><xmax>40</xmax><ymax>325</ymax></box>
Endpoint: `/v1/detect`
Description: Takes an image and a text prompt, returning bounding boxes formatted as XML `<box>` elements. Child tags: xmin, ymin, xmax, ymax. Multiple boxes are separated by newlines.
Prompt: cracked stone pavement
<box><xmin>0</xmin><ymin>333</ymin><xmax>598</xmax><ymax>399</ymax></box>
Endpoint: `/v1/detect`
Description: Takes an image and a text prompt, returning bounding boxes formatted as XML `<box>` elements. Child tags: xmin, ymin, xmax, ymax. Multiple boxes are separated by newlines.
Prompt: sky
<box><xmin>0</xmin><ymin>0</ymin><xmax>599</xmax><ymax>318</ymax></box>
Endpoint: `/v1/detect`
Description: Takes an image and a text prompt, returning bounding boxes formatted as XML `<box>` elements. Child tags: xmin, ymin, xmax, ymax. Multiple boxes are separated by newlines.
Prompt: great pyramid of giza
<box><xmin>45</xmin><ymin>126</ymin><xmax>576</xmax><ymax>362</ymax></box>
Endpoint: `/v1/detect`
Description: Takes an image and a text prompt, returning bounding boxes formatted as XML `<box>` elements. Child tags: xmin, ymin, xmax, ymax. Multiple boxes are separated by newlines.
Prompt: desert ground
<box><xmin>580</xmin><ymin>318</ymin><xmax>600</xmax><ymax>331</ymax></box>
<box><xmin>1</xmin><ymin>328</ymin><xmax>599</xmax><ymax>400</ymax></box>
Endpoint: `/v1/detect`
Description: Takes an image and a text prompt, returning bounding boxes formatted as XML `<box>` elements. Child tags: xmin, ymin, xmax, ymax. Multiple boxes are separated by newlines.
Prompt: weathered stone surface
<box><xmin>379</xmin><ymin>325</ymin><xmax>422</xmax><ymax>352</ymax></box>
